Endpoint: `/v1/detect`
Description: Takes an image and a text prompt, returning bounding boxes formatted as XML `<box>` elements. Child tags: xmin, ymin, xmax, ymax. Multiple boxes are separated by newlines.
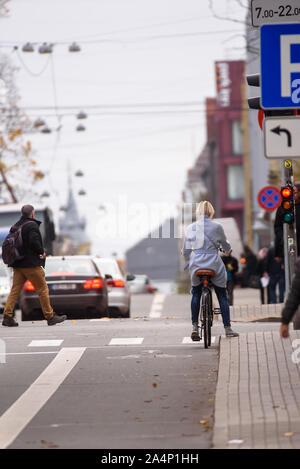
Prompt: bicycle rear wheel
<box><xmin>201</xmin><ymin>289</ymin><xmax>211</xmax><ymax>349</ymax></box>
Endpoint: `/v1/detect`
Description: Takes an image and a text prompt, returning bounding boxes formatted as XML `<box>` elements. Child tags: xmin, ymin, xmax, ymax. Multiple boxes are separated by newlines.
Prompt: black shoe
<box><xmin>47</xmin><ymin>314</ymin><xmax>67</xmax><ymax>326</ymax></box>
<box><xmin>2</xmin><ymin>315</ymin><xmax>19</xmax><ymax>327</ymax></box>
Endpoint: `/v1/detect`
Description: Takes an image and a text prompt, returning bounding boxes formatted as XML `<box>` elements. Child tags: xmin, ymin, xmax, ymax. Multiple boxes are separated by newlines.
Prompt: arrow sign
<box><xmin>271</xmin><ymin>125</ymin><xmax>292</xmax><ymax>146</ymax></box>
<box><xmin>264</xmin><ymin>116</ymin><xmax>300</xmax><ymax>158</ymax></box>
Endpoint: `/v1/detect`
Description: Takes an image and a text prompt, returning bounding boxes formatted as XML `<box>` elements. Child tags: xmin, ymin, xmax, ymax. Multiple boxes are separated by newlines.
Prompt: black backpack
<box><xmin>2</xmin><ymin>221</ymin><xmax>32</xmax><ymax>266</ymax></box>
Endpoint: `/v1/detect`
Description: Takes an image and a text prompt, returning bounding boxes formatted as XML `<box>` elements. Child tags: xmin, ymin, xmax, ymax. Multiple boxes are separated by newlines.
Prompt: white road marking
<box><xmin>149</xmin><ymin>293</ymin><xmax>166</xmax><ymax>319</ymax></box>
<box><xmin>0</xmin><ymin>347</ymin><xmax>86</xmax><ymax>449</ymax></box>
<box><xmin>28</xmin><ymin>340</ymin><xmax>63</xmax><ymax>347</ymax></box>
<box><xmin>182</xmin><ymin>336</ymin><xmax>216</xmax><ymax>344</ymax></box>
<box><xmin>0</xmin><ymin>351</ymin><xmax>58</xmax><ymax>356</ymax></box>
<box><xmin>109</xmin><ymin>338</ymin><xmax>144</xmax><ymax>346</ymax></box>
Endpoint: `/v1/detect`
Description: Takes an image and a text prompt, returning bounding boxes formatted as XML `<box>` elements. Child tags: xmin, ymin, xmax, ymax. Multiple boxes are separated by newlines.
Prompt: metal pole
<box><xmin>241</xmin><ymin>80</ymin><xmax>253</xmax><ymax>248</ymax></box>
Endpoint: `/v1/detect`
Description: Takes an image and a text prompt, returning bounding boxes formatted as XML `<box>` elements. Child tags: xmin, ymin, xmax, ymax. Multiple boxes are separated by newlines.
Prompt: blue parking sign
<box><xmin>261</xmin><ymin>23</ymin><xmax>300</xmax><ymax>109</ymax></box>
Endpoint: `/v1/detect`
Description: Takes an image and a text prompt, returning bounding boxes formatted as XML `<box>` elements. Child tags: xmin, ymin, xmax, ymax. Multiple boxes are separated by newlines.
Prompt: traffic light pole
<box><xmin>281</xmin><ymin>160</ymin><xmax>297</xmax><ymax>299</ymax></box>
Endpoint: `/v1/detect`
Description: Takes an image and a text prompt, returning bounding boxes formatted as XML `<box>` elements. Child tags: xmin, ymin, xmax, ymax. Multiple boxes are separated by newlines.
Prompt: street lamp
<box><xmin>76</xmin><ymin>124</ymin><xmax>85</xmax><ymax>131</ymax></box>
<box><xmin>34</xmin><ymin>117</ymin><xmax>46</xmax><ymax>128</ymax></box>
<box><xmin>69</xmin><ymin>42</ymin><xmax>81</xmax><ymax>52</ymax></box>
<box><xmin>41</xmin><ymin>126</ymin><xmax>51</xmax><ymax>134</ymax></box>
<box><xmin>76</xmin><ymin>111</ymin><xmax>87</xmax><ymax>119</ymax></box>
<box><xmin>38</xmin><ymin>43</ymin><xmax>53</xmax><ymax>54</ymax></box>
<box><xmin>22</xmin><ymin>42</ymin><xmax>34</xmax><ymax>52</ymax></box>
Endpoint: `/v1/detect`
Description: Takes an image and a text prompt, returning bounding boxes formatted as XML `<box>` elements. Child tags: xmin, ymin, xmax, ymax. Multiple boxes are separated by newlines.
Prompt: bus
<box><xmin>0</xmin><ymin>204</ymin><xmax>56</xmax><ymax>255</ymax></box>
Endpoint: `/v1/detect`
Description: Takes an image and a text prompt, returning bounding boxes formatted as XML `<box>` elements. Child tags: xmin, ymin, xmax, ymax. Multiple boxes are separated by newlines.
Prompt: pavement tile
<box><xmin>213</xmin><ymin>330</ymin><xmax>300</xmax><ymax>449</ymax></box>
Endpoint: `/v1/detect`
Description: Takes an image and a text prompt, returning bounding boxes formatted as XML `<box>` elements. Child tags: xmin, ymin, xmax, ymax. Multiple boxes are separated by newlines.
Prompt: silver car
<box><xmin>127</xmin><ymin>274</ymin><xmax>154</xmax><ymax>294</ymax></box>
<box><xmin>93</xmin><ymin>257</ymin><xmax>131</xmax><ymax>318</ymax></box>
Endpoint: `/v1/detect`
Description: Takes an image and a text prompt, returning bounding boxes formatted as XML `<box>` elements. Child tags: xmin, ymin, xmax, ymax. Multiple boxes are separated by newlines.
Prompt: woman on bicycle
<box><xmin>182</xmin><ymin>201</ymin><xmax>239</xmax><ymax>341</ymax></box>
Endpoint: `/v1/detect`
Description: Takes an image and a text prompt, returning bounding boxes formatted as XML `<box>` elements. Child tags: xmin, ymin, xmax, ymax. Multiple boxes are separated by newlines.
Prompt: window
<box><xmin>232</xmin><ymin>120</ymin><xmax>243</xmax><ymax>155</ymax></box>
<box><xmin>227</xmin><ymin>165</ymin><xmax>245</xmax><ymax>201</ymax></box>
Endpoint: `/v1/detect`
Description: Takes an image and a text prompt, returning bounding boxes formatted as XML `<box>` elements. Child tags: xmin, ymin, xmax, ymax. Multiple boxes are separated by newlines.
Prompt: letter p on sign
<box><xmin>281</xmin><ymin>34</ymin><xmax>300</xmax><ymax>98</ymax></box>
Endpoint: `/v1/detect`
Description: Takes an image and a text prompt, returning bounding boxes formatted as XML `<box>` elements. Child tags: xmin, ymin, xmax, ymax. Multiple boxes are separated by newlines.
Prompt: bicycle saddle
<box><xmin>196</xmin><ymin>269</ymin><xmax>215</xmax><ymax>277</ymax></box>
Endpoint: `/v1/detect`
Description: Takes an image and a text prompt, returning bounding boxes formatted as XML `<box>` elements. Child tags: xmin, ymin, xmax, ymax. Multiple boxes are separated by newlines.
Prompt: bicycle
<box><xmin>195</xmin><ymin>269</ymin><xmax>220</xmax><ymax>348</ymax></box>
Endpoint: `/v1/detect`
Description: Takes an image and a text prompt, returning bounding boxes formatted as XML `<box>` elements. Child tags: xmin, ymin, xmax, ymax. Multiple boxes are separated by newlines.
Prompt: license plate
<box><xmin>51</xmin><ymin>284</ymin><xmax>77</xmax><ymax>291</ymax></box>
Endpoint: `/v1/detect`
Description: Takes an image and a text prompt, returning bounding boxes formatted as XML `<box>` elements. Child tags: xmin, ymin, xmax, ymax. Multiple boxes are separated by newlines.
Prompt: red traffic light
<box><xmin>281</xmin><ymin>187</ymin><xmax>292</xmax><ymax>198</ymax></box>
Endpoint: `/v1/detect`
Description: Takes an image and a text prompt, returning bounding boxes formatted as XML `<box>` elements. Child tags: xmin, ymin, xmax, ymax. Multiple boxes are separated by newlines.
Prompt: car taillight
<box><xmin>147</xmin><ymin>285</ymin><xmax>153</xmax><ymax>293</ymax></box>
<box><xmin>24</xmin><ymin>280</ymin><xmax>35</xmax><ymax>291</ymax></box>
<box><xmin>84</xmin><ymin>278</ymin><xmax>103</xmax><ymax>289</ymax></box>
<box><xmin>106</xmin><ymin>279</ymin><xmax>125</xmax><ymax>288</ymax></box>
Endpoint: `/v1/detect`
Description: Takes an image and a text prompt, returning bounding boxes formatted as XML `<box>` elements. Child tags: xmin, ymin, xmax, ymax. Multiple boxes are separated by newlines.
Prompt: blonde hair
<box><xmin>196</xmin><ymin>201</ymin><xmax>215</xmax><ymax>220</ymax></box>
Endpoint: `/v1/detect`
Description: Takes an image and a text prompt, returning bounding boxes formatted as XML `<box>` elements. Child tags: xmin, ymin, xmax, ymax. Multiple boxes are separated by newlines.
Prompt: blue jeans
<box><xmin>191</xmin><ymin>284</ymin><xmax>231</xmax><ymax>327</ymax></box>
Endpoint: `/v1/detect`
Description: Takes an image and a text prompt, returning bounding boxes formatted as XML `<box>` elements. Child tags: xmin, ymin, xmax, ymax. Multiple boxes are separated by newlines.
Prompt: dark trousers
<box><xmin>191</xmin><ymin>284</ymin><xmax>231</xmax><ymax>327</ymax></box>
<box><xmin>226</xmin><ymin>280</ymin><xmax>235</xmax><ymax>306</ymax></box>
<box><xmin>269</xmin><ymin>273</ymin><xmax>285</xmax><ymax>303</ymax></box>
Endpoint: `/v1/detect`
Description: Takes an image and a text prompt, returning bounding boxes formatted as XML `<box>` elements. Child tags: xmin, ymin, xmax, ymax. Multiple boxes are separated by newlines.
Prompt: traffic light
<box><xmin>246</xmin><ymin>74</ymin><xmax>298</xmax><ymax>116</ymax></box>
<box><xmin>280</xmin><ymin>184</ymin><xmax>294</xmax><ymax>224</ymax></box>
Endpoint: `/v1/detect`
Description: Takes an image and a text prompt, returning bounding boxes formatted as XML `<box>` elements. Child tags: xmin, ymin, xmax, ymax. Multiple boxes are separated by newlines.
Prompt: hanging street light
<box><xmin>22</xmin><ymin>42</ymin><xmax>34</xmax><ymax>52</ymax></box>
<box><xmin>34</xmin><ymin>117</ymin><xmax>46</xmax><ymax>128</ymax></box>
<box><xmin>76</xmin><ymin>124</ymin><xmax>85</xmax><ymax>132</ymax></box>
<box><xmin>38</xmin><ymin>43</ymin><xmax>53</xmax><ymax>54</ymax></box>
<box><xmin>76</xmin><ymin>110</ymin><xmax>87</xmax><ymax>119</ymax></box>
<box><xmin>69</xmin><ymin>42</ymin><xmax>81</xmax><ymax>52</ymax></box>
<box><xmin>41</xmin><ymin>126</ymin><xmax>51</xmax><ymax>134</ymax></box>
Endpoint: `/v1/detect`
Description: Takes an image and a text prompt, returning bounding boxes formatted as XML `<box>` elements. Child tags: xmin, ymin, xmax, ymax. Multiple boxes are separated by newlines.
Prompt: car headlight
<box><xmin>0</xmin><ymin>285</ymin><xmax>10</xmax><ymax>295</ymax></box>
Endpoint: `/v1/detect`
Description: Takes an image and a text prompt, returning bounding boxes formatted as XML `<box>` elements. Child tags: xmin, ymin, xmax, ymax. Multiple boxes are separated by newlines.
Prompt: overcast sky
<box><xmin>0</xmin><ymin>0</ymin><xmax>247</xmax><ymax>257</ymax></box>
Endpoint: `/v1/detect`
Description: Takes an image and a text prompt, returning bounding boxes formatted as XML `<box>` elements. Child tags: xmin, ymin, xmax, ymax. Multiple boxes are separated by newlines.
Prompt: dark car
<box><xmin>19</xmin><ymin>255</ymin><xmax>108</xmax><ymax>321</ymax></box>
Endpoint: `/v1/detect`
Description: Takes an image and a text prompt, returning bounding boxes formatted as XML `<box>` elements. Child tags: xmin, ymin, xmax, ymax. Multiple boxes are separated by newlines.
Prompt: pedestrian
<box><xmin>274</xmin><ymin>182</ymin><xmax>300</xmax><ymax>258</ymax></box>
<box><xmin>221</xmin><ymin>251</ymin><xmax>239</xmax><ymax>306</ymax></box>
<box><xmin>182</xmin><ymin>200</ymin><xmax>239</xmax><ymax>340</ymax></box>
<box><xmin>280</xmin><ymin>256</ymin><xmax>300</xmax><ymax>338</ymax></box>
<box><xmin>240</xmin><ymin>245</ymin><xmax>258</xmax><ymax>287</ymax></box>
<box><xmin>265</xmin><ymin>245</ymin><xmax>285</xmax><ymax>304</ymax></box>
<box><xmin>256</xmin><ymin>247</ymin><xmax>269</xmax><ymax>304</ymax></box>
<box><xmin>2</xmin><ymin>205</ymin><xmax>66</xmax><ymax>327</ymax></box>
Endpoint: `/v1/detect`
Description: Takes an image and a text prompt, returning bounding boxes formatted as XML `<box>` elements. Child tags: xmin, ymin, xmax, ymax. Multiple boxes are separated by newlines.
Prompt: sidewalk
<box><xmin>213</xmin><ymin>329</ymin><xmax>300</xmax><ymax>449</ymax></box>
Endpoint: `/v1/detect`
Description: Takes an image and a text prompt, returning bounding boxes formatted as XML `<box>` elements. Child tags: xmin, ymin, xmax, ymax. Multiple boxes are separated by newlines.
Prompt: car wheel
<box><xmin>123</xmin><ymin>308</ymin><xmax>130</xmax><ymax>318</ymax></box>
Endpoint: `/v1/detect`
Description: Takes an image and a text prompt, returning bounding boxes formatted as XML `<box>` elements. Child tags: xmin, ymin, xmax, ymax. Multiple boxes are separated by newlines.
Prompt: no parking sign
<box><xmin>257</xmin><ymin>185</ymin><xmax>281</xmax><ymax>212</ymax></box>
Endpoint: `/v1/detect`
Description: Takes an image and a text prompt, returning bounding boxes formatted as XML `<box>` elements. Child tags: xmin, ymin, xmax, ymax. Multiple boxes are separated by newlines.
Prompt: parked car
<box><xmin>93</xmin><ymin>257</ymin><xmax>131</xmax><ymax>317</ymax></box>
<box><xmin>0</xmin><ymin>261</ymin><xmax>12</xmax><ymax>314</ymax></box>
<box><xmin>19</xmin><ymin>255</ymin><xmax>108</xmax><ymax>321</ymax></box>
<box><xmin>127</xmin><ymin>274</ymin><xmax>154</xmax><ymax>294</ymax></box>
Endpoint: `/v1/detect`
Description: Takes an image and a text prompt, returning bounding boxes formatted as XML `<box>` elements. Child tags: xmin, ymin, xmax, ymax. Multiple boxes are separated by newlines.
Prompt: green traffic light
<box><xmin>283</xmin><ymin>213</ymin><xmax>293</xmax><ymax>223</ymax></box>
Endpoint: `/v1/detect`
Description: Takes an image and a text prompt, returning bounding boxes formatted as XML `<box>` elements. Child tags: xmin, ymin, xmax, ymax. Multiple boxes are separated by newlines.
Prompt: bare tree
<box><xmin>208</xmin><ymin>0</ymin><xmax>259</xmax><ymax>56</ymax></box>
<box><xmin>0</xmin><ymin>54</ymin><xmax>44</xmax><ymax>203</ymax></box>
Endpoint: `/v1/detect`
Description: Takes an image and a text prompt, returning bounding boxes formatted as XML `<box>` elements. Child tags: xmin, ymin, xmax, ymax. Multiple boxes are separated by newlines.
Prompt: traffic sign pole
<box><xmin>281</xmin><ymin>160</ymin><xmax>297</xmax><ymax>300</ymax></box>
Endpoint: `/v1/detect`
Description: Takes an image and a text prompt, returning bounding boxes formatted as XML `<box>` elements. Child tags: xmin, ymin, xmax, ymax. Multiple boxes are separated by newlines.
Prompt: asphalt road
<box><xmin>0</xmin><ymin>294</ymin><xmax>219</xmax><ymax>450</ymax></box>
<box><xmin>0</xmin><ymin>293</ymin><xmax>281</xmax><ymax>451</ymax></box>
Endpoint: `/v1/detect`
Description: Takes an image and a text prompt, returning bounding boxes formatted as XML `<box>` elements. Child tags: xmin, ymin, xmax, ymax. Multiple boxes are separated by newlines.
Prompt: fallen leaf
<box><xmin>144</xmin><ymin>400</ymin><xmax>152</xmax><ymax>403</ymax></box>
<box><xmin>198</xmin><ymin>420</ymin><xmax>208</xmax><ymax>425</ymax></box>
<box><xmin>152</xmin><ymin>383</ymin><xmax>157</xmax><ymax>388</ymax></box>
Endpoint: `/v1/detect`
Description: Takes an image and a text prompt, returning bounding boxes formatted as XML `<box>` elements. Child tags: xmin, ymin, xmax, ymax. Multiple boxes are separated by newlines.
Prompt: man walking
<box><xmin>2</xmin><ymin>205</ymin><xmax>66</xmax><ymax>327</ymax></box>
